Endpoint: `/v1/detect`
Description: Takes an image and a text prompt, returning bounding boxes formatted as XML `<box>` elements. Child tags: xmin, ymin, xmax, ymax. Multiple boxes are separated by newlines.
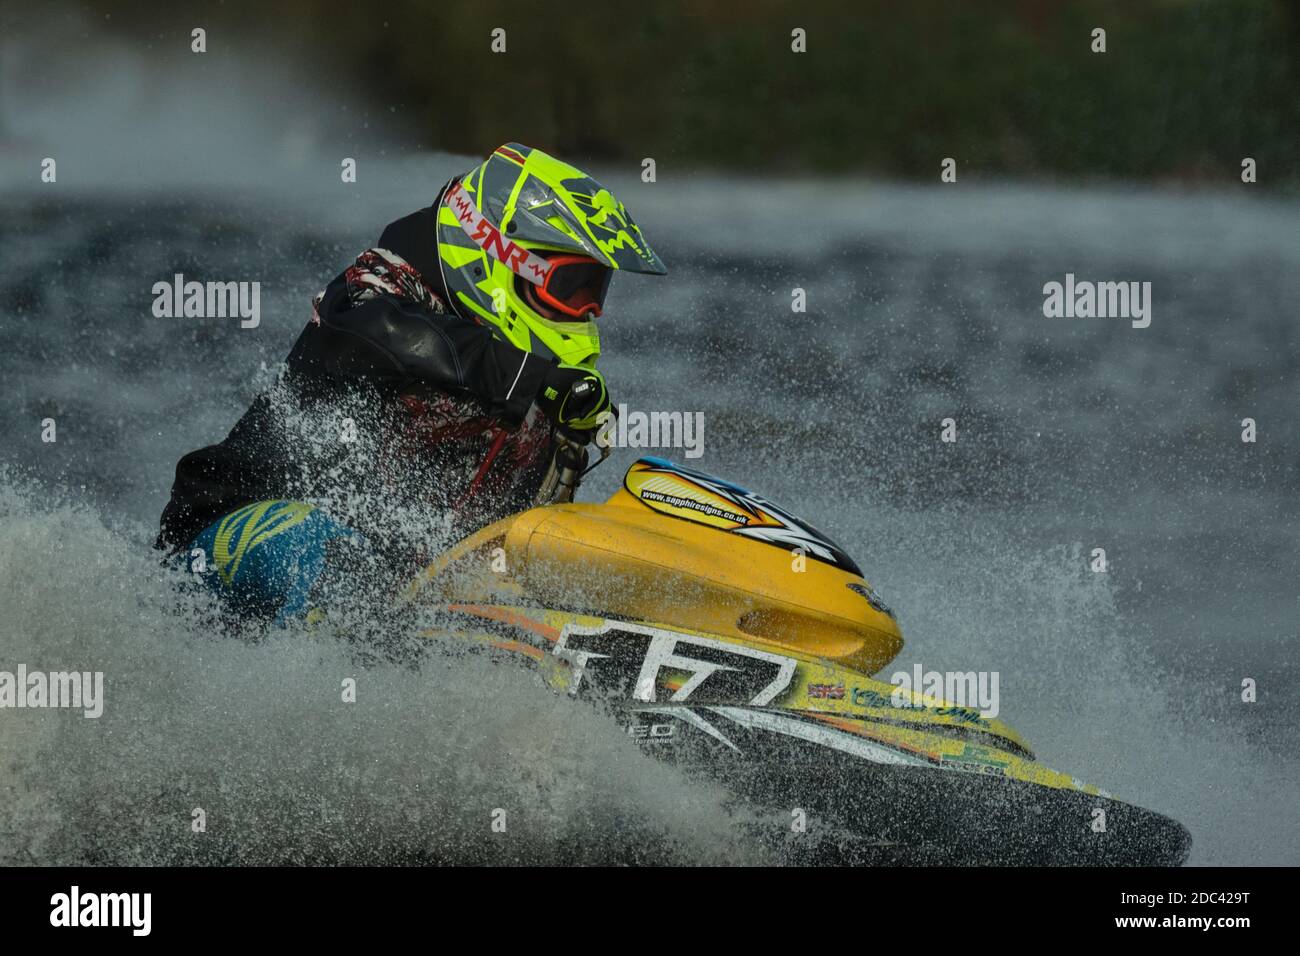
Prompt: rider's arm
<box><xmin>286</xmin><ymin>272</ymin><xmax>549</xmax><ymax>426</ymax></box>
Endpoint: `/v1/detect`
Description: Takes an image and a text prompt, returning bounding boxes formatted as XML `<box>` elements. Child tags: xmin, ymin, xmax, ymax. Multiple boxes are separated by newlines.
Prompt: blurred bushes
<box><xmin>83</xmin><ymin>0</ymin><xmax>1300</xmax><ymax>184</ymax></box>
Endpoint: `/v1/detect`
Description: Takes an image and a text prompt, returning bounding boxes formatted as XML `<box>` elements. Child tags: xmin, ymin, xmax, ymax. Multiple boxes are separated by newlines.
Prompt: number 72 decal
<box><xmin>554</xmin><ymin>621</ymin><xmax>798</xmax><ymax>706</ymax></box>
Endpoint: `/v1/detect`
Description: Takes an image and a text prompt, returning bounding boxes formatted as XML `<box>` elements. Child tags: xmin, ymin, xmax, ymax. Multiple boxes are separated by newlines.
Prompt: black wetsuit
<box><xmin>156</xmin><ymin>200</ymin><xmax>556</xmax><ymax>565</ymax></box>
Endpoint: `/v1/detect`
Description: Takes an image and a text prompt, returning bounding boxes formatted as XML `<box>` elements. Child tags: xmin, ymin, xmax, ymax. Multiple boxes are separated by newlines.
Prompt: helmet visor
<box><xmin>535</xmin><ymin>255</ymin><xmax>613</xmax><ymax>319</ymax></box>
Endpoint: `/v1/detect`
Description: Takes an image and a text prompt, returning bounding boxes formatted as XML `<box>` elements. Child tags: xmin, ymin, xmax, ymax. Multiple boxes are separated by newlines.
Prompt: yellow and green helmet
<box><xmin>436</xmin><ymin>143</ymin><xmax>666</xmax><ymax>368</ymax></box>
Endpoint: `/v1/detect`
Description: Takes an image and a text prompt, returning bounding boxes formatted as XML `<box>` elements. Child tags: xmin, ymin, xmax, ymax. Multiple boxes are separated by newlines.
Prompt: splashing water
<box><xmin>0</xmin><ymin>475</ymin><xmax>768</xmax><ymax>865</ymax></box>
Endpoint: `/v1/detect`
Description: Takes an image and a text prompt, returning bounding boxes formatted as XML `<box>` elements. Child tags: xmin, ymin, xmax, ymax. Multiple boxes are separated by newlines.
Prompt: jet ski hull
<box><xmin>618</xmin><ymin>702</ymin><xmax>1192</xmax><ymax>866</ymax></box>
<box><xmin>411</xmin><ymin>603</ymin><xmax>1192</xmax><ymax>866</ymax></box>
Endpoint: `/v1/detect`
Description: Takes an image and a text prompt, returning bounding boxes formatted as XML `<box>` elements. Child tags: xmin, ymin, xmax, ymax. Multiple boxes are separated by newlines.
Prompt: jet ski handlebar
<box><xmin>535</xmin><ymin>427</ymin><xmax>610</xmax><ymax>505</ymax></box>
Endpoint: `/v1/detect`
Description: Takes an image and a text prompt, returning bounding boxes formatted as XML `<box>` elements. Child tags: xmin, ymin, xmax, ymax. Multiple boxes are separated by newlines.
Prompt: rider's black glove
<box><xmin>537</xmin><ymin>364</ymin><xmax>610</xmax><ymax>432</ymax></box>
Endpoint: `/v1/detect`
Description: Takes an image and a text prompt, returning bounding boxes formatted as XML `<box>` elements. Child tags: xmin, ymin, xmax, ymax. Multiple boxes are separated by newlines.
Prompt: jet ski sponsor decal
<box><xmin>938</xmin><ymin>742</ymin><xmax>1012</xmax><ymax>776</ymax></box>
<box><xmin>707</xmin><ymin>707</ymin><xmax>930</xmax><ymax>766</ymax></box>
<box><xmin>443</xmin><ymin>179</ymin><xmax>554</xmax><ymax>286</ymax></box>
<box><xmin>850</xmin><ymin>686</ymin><xmax>985</xmax><ymax>725</ymax></box>
<box><xmin>635</xmin><ymin>483</ymin><xmax>752</xmax><ymax>527</ymax></box>
<box><xmin>624</xmin><ymin>457</ymin><xmax>862</xmax><ymax>574</ymax></box>
<box><xmin>627</xmin><ymin>719</ymin><xmax>676</xmax><ymax>742</ymax></box>
<box><xmin>846</xmin><ymin>581</ymin><xmax>894</xmax><ymax>618</ymax></box>
<box><xmin>554</xmin><ymin>620</ymin><xmax>798</xmax><ymax>706</ymax></box>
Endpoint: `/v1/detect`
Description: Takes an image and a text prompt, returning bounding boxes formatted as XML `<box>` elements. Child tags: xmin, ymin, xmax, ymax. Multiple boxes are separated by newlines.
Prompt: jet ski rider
<box><xmin>155</xmin><ymin>143</ymin><xmax>667</xmax><ymax>624</ymax></box>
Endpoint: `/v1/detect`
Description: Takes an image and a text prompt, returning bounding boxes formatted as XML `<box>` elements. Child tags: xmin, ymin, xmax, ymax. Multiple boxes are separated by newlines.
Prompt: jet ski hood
<box><xmin>623</xmin><ymin>457</ymin><xmax>864</xmax><ymax>577</ymax></box>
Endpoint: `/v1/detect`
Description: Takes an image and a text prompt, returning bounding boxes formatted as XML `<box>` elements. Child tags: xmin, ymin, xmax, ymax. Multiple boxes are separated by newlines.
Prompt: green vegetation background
<box><xmin>83</xmin><ymin>0</ymin><xmax>1300</xmax><ymax>186</ymax></box>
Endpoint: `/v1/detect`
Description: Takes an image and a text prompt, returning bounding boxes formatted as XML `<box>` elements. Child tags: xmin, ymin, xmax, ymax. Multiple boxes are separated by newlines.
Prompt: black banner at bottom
<box><xmin>0</xmin><ymin>866</ymin><xmax>1280</xmax><ymax>941</ymax></box>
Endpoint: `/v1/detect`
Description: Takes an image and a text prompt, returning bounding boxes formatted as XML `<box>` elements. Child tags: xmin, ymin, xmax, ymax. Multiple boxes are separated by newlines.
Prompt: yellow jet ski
<box><xmin>401</xmin><ymin>435</ymin><xmax>1192</xmax><ymax>866</ymax></box>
